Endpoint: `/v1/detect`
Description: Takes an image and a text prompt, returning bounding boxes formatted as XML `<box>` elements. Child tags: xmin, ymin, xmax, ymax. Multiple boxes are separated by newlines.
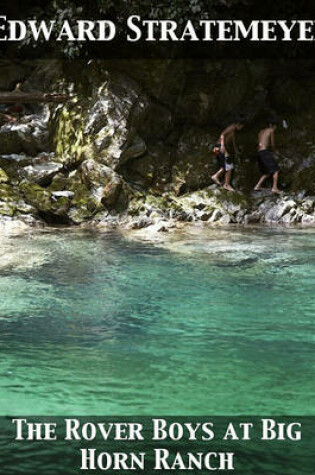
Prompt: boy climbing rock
<box><xmin>254</xmin><ymin>119</ymin><xmax>282</xmax><ymax>195</ymax></box>
<box><xmin>211</xmin><ymin>119</ymin><xmax>244</xmax><ymax>192</ymax></box>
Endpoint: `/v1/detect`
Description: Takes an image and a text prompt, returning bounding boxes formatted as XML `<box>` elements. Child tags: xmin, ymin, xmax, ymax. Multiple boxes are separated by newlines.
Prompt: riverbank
<box><xmin>1</xmin><ymin>186</ymin><xmax>315</xmax><ymax>236</ymax></box>
<box><xmin>2</xmin><ymin>60</ymin><xmax>315</xmax><ymax>234</ymax></box>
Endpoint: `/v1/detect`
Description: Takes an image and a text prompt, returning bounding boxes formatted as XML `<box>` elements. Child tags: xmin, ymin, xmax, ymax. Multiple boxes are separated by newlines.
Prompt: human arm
<box><xmin>220</xmin><ymin>133</ymin><xmax>226</xmax><ymax>154</ymax></box>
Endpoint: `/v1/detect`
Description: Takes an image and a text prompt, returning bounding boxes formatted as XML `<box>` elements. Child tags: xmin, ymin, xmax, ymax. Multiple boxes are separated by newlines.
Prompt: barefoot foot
<box><xmin>211</xmin><ymin>175</ymin><xmax>222</xmax><ymax>186</ymax></box>
<box><xmin>223</xmin><ymin>184</ymin><xmax>235</xmax><ymax>192</ymax></box>
<box><xmin>271</xmin><ymin>188</ymin><xmax>283</xmax><ymax>195</ymax></box>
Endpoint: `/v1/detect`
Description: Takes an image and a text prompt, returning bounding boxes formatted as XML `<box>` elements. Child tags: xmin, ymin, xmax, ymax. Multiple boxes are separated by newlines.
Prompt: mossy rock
<box><xmin>0</xmin><ymin>201</ymin><xmax>16</xmax><ymax>216</ymax></box>
<box><xmin>48</xmin><ymin>173</ymin><xmax>70</xmax><ymax>192</ymax></box>
<box><xmin>68</xmin><ymin>206</ymin><xmax>95</xmax><ymax>224</ymax></box>
<box><xmin>19</xmin><ymin>181</ymin><xmax>53</xmax><ymax>213</ymax></box>
<box><xmin>51</xmin><ymin>196</ymin><xmax>71</xmax><ymax>216</ymax></box>
<box><xmin>101</xmin><ymin>180</ymin><xmax>122</xmax><ymax>208</ymax></box>
<box><xmin>0</xmin><ymin>183</ymin><xmax>19</xmax><ymax>202</ymax></box>
<box><xmin>0</xmin><ymin>168</ymin><xmax>9</xmax><ymax>184</ymax></box>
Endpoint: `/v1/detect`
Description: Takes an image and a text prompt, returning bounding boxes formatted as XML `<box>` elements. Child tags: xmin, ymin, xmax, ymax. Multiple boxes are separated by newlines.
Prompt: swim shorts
<box><xmin>257</xmin><ymin>150</ymin><xmax>280</xmax><ymax>175</ymax></box>
<box><xmin>214</xmin><ymin>144</ymin><xmax>234</xmax><ymax>171</ymax></box>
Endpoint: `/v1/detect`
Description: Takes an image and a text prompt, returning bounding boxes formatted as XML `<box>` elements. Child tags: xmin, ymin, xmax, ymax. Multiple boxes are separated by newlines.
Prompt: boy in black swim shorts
<box><xmin>254</xmin><ymin>120</ymin><xmax>282</xmax><ymax>195</ymax></box>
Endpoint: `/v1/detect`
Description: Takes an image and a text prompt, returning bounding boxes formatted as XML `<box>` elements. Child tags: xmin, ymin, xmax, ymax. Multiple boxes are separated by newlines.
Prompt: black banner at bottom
<box><xmin>0</xmin><ymin>416</ymin><xmax>314</xmax><ymax>474</ymax></box>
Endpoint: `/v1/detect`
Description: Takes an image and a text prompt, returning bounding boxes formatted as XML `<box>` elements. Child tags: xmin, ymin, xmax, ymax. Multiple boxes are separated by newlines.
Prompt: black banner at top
<box><xmin>1</xmin><ymin>0</ymin><xmax>315</xmax><ymax>59</ymax></box>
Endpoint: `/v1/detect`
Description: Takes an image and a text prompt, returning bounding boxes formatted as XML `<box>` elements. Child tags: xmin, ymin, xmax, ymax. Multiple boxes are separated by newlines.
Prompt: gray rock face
<box><xmin>21</xmin><ymin>160</ymin><xmax>63</xmax><ymax>186</ymax></box>
<box><xmin>173</xmin><ymin>128</ymin><xmax>215</xmax><ymax>191</ymax></box>
<box><xmin>79</xmin><ymin>158</ymin><xmax>129</xmax><ymax>209</ymax></box>
<box><xmin>85</xmin><ymin>73</ymin><xmax>149</xmax><ymax>170</ymax></box>
<box><xmin>265</xmin><ymin>200</ymin><xmax>297</xmax><ymax>223</ymax></box>
<box><xmin>301</xmin><ymin>199</ymin><xmax>314</xmax><ymax>213</ymax></box>
<box><xmin>301</xmin><ymin>214</ymin><xmax>315</xmax><ymax>224</ymax></box>
<box><xmin>0</xmin><ymin>109</ymin><xmax>50</xmax><ymax>156</ymax></box>
<box><xmin>119</xmin><ymin>136</ymin><xmax>146</xmax><ymax>166</ymax></box>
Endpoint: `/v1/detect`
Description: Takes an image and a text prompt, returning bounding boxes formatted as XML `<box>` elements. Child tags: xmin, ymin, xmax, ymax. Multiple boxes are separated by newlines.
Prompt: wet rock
<box><xmin>200</xmin><ymin>212</ymin><xmax>212</xmax><ymax>221</ymax></box>
<box><xmin>265</xmin><ymin>200</ymin><xmax>296</xmax><ymax>223</ymax></box>
<box><xmin>235</xmin><ymin>209</ymin><xmax>246</xmax><ymax>223</ymax></box>
<box><xmin>301</xmin><ymin>214</ymin><xmax>315</xmax><ymax>224</ymax></box>
<box><xmin>282</xmin><ymin>212</ymin><xmax>297</xmax><ymax>224</ymax></box>
<box><xmin>244</xmin><ymin>211</ymin><xmax>261</xmax><ymax>224</ymax></box>
<box><xmin>145</xmin><ymin>220</ymin><xmax>174</xmax><ymax>233</ymax></box>
<box><xmin>301</xmin><ymin>199</ymin><xmax>314</xmax><ymax>213</ymax></box>
<box><xmin>296</xmin><ymin>191</ymin><xmax>306</xmax><ymax>200</ymax></box>
<box><xmin>295</xmin><ymin>211</ymin><xmax>304</xmax><ymax>223</ymax></box>
<box><xmin>209</xmin><ymin>209</ymin><xmax>222</xmax><ymax>222</ymax></box>
<box><xmin>131</xmin><ymin>216</ymin><xmax>152</xmax><ymax>229</ymax></box>
<box><xmin>225</xmin><ymin>202</ymin><xmax>242</xmax><ymax>215</ymax></box>
<box><xmin>219</xmin><ymin>214</ymin><xmax>232</xmax><ymax>224</ymax></box>
<box><xmin>194</xmin><ymin>202</ymin><xmax>206</xmax><ymax>211</ymax></box>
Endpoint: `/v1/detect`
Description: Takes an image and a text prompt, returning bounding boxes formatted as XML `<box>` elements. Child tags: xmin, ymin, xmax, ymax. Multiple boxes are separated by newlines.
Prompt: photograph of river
<box><xmin>1</xmin><ymin>226</ymin><xmax>314</xmax><ymax>416</ymax></box>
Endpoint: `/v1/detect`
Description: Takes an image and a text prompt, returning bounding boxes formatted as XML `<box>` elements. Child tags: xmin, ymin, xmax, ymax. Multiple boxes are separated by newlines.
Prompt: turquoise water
<box><xmin>0</xmin><ymin>227</ymin><xmax>315</xmax><ymax>415</ymax></box>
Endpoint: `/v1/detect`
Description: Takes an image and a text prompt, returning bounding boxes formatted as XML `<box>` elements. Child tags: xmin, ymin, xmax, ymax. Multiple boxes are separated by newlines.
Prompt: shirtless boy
<box><xmin>211</xmin><ymin>120</ymin><xmax>244</xmax><ymax>192</ymax></box>
<box><xmin>254</xmin><ymin>120</ymin><xmax>282</xmax><ymax>194</ymax></box>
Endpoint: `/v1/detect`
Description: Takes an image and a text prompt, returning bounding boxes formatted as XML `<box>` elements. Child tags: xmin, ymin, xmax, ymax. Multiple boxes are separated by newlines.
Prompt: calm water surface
<box><xmin>0</xmin><ymin>226</ymin><xmax>315</xmax><ymax>415</ymax></box>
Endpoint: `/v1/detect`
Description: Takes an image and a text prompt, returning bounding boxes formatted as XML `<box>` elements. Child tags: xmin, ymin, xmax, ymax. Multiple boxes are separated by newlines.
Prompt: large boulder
<box><xmin>84</xmin><ymin>72</ymin><xmax>149</xmax><ymax>169</ymax></box>
<box><xmin>19</xmin><ymin>154</ymin><xmax>63</xmax><ymax>186</ymax></box>
<box><xmin>265</xmin><ymin>199</ymin><xmax>297</xmax><ymax>223</ymax></box>
<box><xmin>70</xmin><ymin>159</ymin><xmax>131</xmax><ymax>212</ymax></box>
<box><xmin>19</xmin><ymin>181</ymin><xmax>71</xmax><ymax>219</ymax></box>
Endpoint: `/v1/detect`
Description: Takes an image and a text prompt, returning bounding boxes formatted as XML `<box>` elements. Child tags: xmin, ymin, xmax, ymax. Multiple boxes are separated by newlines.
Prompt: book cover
<box><xmin>0</xmin><ymin>1</ymin><xmax>314</xmax><ymax>474</ymax></box>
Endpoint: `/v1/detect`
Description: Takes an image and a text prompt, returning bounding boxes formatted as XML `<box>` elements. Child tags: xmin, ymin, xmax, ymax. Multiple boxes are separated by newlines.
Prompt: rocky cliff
<box><xmin>1</xmin><ymin>58</ymin><xmax>315</xmax><ymax>232</ymax></box>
